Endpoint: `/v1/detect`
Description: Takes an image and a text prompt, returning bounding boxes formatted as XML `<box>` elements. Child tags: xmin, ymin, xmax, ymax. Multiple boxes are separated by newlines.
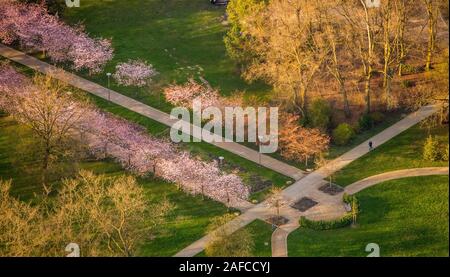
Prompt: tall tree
<box><xmin>338</xmin><ymin>0</ymin><xmax>381</xmax><ymax>114</ymax></box>
<box><xmin>224</xmin><ymin>0</ymin><xmax>266</xmax><ymax>69</ymax></box>
<box><xmin>0</xmin><ymin>171</ymin><xmax>173</xmax><ymax>257</ymax></box>
<box><xmin>7</xmin><ymin>74</ymin><xmax>88</xmax><ymax>181</ymax></box>
<box><xmin>241</xmin><ymin>0</ymin><xmax>329</xmax><ymax>116</ymax></box>
<box><xmin>422</xmin><ymin>0</ymin><xmax>440</xmax><ymax>71</ymax></box>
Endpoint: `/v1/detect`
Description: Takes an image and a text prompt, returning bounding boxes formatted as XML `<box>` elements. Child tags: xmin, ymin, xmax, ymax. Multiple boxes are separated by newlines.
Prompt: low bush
<box><xmin>436</xmin><ymin>143</ymin><xmax>449</xmax><ymax>162</ymax></box>
<box><xmin>358</xmin><ymin>114</ymin><xmax>374</xmax><ymax>131</ymax></box>
<box><xmin>299</xmin><ymin>214</ymin><xmax>353</xmax><ymax>230</ymax></box>
<box><xmin>332</xmin><ymin>123</ymin><xmax>355</xmax><ymax>146</ymax></box>
<box><xmin>300</xmin><ymin>194</ymin><xmax>359</xmax><ymax>230</ymax></box>
<box><xmin>442</xmin><ymin>145</ymin><xmax>449</xmax><ymax>161</ymax></box>
<box><xmin>423</xmin><ymin>136</ymin><xmax>440</xmax><ymax>161</ymax></box>
<box><xmin>402</xmin><ymin>64</ymin><xmax>425</xmax><ymax>75</ymax></box>
<box><xmin>401</xmin><ymin>80</ymin><xmax>415</xmax><ymax>88</ymax></box>
<box><xmin>308</xmin><ymin>99</ymin><xmax>331</xmax><ymax>131</ymax></box>
<box><xmin>369</xmin><ymin>112</ymin><xmax>385</xmax><ymax>124</ymax></box>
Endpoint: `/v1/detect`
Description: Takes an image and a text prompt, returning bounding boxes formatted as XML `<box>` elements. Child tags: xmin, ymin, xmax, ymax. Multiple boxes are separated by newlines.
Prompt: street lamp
<box><xmin>258</xmin><ymin>135</ymin><xmax>264</xmax><ymax>165</ymax></box>
<box><xmin>106</xmin><ymin>72</ymin><xmax>112</xmax><ymax>101</ymax></box>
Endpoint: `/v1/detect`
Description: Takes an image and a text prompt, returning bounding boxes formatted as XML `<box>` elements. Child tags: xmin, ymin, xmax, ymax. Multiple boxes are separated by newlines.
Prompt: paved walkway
<box><xmin>175</xmin><ymin>104</ymin><xmax>440</xmax><ymax>257</ymax></box>
<box><xmin>0</xmin><ymin>44</ymin><xmax>304</xmax><ymax>180</ymax></box>
<box><xmin>345</xmin><ymin>167</ymin><xmax>449</xmax><ymax>195</ymax></box>
<box><xmin>270</xmin><ymin>167</ymin><xmax>449</xmax><ymax>257</ymax></box>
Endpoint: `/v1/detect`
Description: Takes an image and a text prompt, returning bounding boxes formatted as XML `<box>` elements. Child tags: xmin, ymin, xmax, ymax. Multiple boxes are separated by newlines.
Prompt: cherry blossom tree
<box><xmin>164</xmin><ymin>79</ymin><xmax>221</xmax><ymax>108</ymax></box>
<box><xmin>0</xmin><ymin>2</ymin><xmax>113</xmax><ymax>74</ymax></box>
<box><xmin>113</xmin><ymin>60</ymin><xmax>158</xmax><ymax>87</ymax></box>
<box><xmin>4</xmin><ymin>74</ymin><xmax>88</xmax><ymax>177</ymax></box>
<box><xmin>279</xmin><ymin>114</ymin><xmax>330</xmax><ymax>164</ymax></box>
<box><xmin>69</xmin><ymin>33</ymin><xmax>113</xmax><ymax>75</ymax></box>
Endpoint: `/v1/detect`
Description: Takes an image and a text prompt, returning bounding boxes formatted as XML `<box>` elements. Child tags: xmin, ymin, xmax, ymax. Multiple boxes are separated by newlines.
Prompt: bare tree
<box><xmin>242</xmin><ymin>0</ymin><xmax>329</xmax><ymax>116</ymax></box>
<box><xmin>422</xmin><ymin>0</ymin><xmax>440</xmax><ymax>71</ymax></box>
<box><xmin>0</xmin><ymin>171</ymin><xmax>173</xmax><ymax>257</ymax></box>
<box><xmin>7</xmin><ymin>74</ymin><xmax>88</xmax><ymax>182</ymax></box>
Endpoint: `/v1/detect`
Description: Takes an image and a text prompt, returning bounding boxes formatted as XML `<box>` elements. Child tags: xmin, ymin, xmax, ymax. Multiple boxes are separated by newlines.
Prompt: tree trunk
<box><xmin>338</xmin><ymin>78</ymin><xmax>351</xmax><ymax>118</ymax></box>
<box><xmin>425</xmin><ymin>0</ymin><xmax>437</xmax><ymax>71</ymax></box>
<box><xmin>42</xmin><ymin>142</ymin><xmax>51</xmax><ymax>184</ymax></box>
<box><xmin>397</xmin><ymin>1</ymin><xmax>407</xmax><ymax>77</ymax></box>
<box><xmin>364</xmin><ymin>68</ymin><xmax>372</xmax><ymax>114</ymax></box>
<box><xmin>292</xmin><ymin>87</ymin><xmax>306</xmax><ymax>117</ymax></box>
<box><xmin>385</xmin><ymin>75</ymin><xmax>395</xmax><ymax>110</ymax></box>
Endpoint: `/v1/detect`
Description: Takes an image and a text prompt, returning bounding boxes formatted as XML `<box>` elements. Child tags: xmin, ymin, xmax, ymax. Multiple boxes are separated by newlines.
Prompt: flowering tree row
<box><xmin>0</xmin><ymin>64</ymin><xmax>249</xmax><ymax>205</ymax></box>
<box><xmin>0</xmin><ymin>1</ymin><xmax>113</xmax><ymax>74</ymax></box>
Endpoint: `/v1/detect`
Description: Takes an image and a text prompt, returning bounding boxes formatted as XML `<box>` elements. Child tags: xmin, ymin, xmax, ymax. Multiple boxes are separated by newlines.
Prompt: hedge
<box><xmin>299</xmin><ymin>194</ymin><xmax>359</xmax><ymax>230</ymax></box>
<box><xmin>299</xmin><ymin>213</ymin><xmax>353</xmax><ymax>230</ymax></box>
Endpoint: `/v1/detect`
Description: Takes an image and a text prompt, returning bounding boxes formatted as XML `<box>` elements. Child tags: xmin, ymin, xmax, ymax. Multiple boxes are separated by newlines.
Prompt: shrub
<box><xmin>358</xmin><ymin>114</ymin><xmax>374</xmax><ymax>131</ymax></box>
<box><xmin>402</xmin><ymin>64</ymin><xmax>425</xmax><ymax>74</ymax></box>
<box><xmin>308</xmin><ymin>99</ymin><xmax>331</xmax><ymax>131</ymax></box>
<box><xmin>423</xmin><ymin>136</ymin><xmax>440</xmax><ymax>161</ymax></box>
<box><xmin>439</xmin><ymin>144</ymin><xmax>449</xmax><ymax>161</ymax></box>
<box><xmin>369</xmin><ymin>112</ymin><xmax>385</xmax><ymax>124</ymax></box>
<box><xmin>401</xmin><ymin>80</ymin><xmax>415</xmax><ymax>88</ymax></box>
<box><xmin>300</xmin><ymin>194</ymin><xmax>359</xmax><ymax>230</ymax></box>
<box><xmin>299</xmin><ymin>214</ymin><xmax>353</xmax><ymax>230</ymax></box>
<box><xmin>332</xmin><ymin>123</ymin><xmax>355</xmax><ymax>146</ymax></box>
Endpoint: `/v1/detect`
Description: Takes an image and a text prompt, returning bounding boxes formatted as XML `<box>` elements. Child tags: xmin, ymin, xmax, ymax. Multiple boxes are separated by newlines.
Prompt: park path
<box><xmin>270</xmin><ymin>166</ymin><xmax>449</xmax><ymax>257</ymax></box>
<box><xmin>345</xmin><ymin>167</ymin><xmax>449</xmax><ymax>195</ymax></box>
<box><xmin>0</xmin><ymin>44</ymin><xmax>304</xmax><ymax>181</ymax></box>
<box><xmin>175</xmin><ymin>104</ymin><xmax>440</xmax><ymax>257</ymax></box>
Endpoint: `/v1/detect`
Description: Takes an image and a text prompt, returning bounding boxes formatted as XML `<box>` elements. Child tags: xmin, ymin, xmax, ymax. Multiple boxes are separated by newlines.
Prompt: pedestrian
<box><xmin>369</xmin><ymin>141</ymin><xmax>373</xmax><ymax>151</ymax></box>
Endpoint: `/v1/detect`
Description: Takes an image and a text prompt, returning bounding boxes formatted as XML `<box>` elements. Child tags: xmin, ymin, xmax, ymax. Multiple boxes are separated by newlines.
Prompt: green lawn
<box><xmin>0</xmin><ymin>116</ymin><xmax>232</xmax><ymax>256</ymax></box>
<box><xmin>63</xmin><ymin>0</ymin><xmax>271</xmax><ymax>114</ymax></box>
<box><xmin>197</xmin><ymin>219</ymin><xmax>273</xmax><ymax>257</ymax></box>
<box><xmin>288</xmin><ymin>176</ymin><xmax>449</xmax><ymax>257</ymax></box>
<box><xmin>334</xmin><ymin>123</ymin><xmax>449</xmax><ymax>186</ymax></box>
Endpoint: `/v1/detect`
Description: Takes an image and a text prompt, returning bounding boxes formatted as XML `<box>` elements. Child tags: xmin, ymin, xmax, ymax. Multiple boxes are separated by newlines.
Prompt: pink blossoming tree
<box><xmin>0</xmin><ymin>2</ymin><xmax>113</xmax><ymax>75</ymax></box>
<box><xmin>113</xmin><ymin>60</ymin><xmax>158</xmax><ymax>87</ymax></box>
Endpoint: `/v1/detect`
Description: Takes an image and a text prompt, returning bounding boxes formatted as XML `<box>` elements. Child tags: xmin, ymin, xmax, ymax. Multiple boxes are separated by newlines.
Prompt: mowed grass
<box><xmin>196</xmin><ymin>219</ymin><xmax>273</xmax><ymax>257</ymax></box>
<box><xmin>63</xmin><ymin>0</ymin><xmax>271</xmax><ymax>113</ymax></box>
<box><xmin>334</xmin><ymin>123</ymin><xmax>449</xmax><ymax>186</ymax></box>
<box><xmin>0</xmin><ymin>116</ymin><xmax>231</xmax><ymax>256</ymax></box>
<box><xmin>288</xmin><ymin>176</ymin><xmax>449</xmax><ymax>257</ymax></box>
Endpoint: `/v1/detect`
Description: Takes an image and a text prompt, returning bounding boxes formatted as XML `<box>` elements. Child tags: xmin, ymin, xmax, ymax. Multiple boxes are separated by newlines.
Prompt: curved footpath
<box><xmin>271</xmin><ymin>167</ymin><xmax>449</xmax><ymax>257</ymax></box>
<box><xmin>344</xmin><ymin>167</ymin><xmax>449</xmax><ymax>195</ymax></box>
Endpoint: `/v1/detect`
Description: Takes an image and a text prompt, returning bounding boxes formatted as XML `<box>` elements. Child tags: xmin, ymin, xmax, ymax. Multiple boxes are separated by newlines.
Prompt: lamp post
<box><xmin>106</xmin><ymin>72</ymin><xmax>112</xmax><ymax>101</ymax></box>
<box><xmin>258</xmin><ymin>135</ymin><xmax>264</xmax><ymax>165</ymax></box>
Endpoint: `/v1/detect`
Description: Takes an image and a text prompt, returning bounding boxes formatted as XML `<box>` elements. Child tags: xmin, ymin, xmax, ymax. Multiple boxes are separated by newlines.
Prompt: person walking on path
<box><xmin>369</xmin><ymin>141</ymin><xmax>374</xmax><ymax>151</ymax></box>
